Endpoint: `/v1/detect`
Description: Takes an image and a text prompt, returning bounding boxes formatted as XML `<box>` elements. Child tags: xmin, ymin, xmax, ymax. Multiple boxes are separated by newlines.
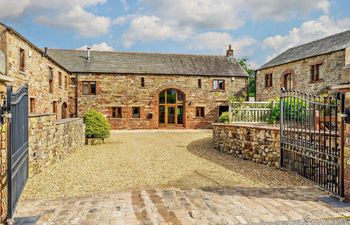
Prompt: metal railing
<box><xmin>228</xmin><ymin>101</ymin><xmax>274</xmax><ymax>123</ymax></box>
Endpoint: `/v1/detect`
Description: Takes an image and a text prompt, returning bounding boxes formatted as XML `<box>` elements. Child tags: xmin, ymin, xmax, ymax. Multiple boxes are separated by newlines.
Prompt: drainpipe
<box><xmin>254</xmin><ymin>70</ymin><xmax>258</xmax><ymax>101</ymax></box>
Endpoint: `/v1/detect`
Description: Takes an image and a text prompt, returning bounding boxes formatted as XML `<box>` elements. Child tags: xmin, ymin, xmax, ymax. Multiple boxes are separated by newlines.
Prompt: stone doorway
<box><xmin>158</xmin><ymin>89</ymin><xmax>185</xmax><ymax>128</ymax></box>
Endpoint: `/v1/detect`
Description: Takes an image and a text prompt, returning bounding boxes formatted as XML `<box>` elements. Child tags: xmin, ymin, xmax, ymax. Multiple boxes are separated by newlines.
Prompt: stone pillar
<box><xmin>0</xmin><ymin>122</ymin><xmax>7</xmax><ymax>223</ymax></box>
<box><xmin>0</xmin><ymin>81</ymin><xmax>8</xmax><ymax>223</ymax></box>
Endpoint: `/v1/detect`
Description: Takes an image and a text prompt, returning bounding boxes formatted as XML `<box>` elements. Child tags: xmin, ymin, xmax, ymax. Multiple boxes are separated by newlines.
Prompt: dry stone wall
<box><xmin>213</xmin><ymin>123</ymin><xmax>280</xmax><ymax>168</ymax></box>
<box><xmin>29</xmin><ymin>114</ymin><xmax>85</xmax><ymax>175</ymax></box>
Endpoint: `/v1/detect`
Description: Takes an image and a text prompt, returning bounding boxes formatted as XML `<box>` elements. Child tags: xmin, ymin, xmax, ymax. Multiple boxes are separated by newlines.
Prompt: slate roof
<box><xmin>259</xmin><ymin>30</ymin><xmax>350</xmax><ymax>70</ymax></box>
<box><xmin>46</xmin><ymin>49</ymin><xmax>248</xmax><ymax>77</ymax></box>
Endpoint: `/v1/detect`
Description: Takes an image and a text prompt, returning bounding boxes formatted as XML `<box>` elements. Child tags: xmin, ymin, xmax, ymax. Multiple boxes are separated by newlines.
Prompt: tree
<box><xmin>238</xmin><ymin>57</ymin><xmax>255</xmax><ymax>98</ymax></box>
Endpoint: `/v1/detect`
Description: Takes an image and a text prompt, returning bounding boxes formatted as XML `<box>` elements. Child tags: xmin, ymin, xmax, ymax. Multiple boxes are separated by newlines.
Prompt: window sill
<box><xmin>110</xmin><ymin>117</ymin><xmax>123</xmax><ymax>119</ymax></box>
<box><xmin>82</xmin><ymin>94</ymin><xmax>97</xmax><ymax>96</ymax></box>
<box><xmin>211</xmin><ymin>90</ymin><xmax>226</xmax><ymax>92</ymax></box>
<box><xmin>310</xmin><ymin>80</ymin><xmax>324</xmax><ymax>84</ymax></box>
<box><xmin>19</xmin><ymin>71</ymin><xmax>26</xmax><ymax>75</ymax></box>
<box><xmin>131</xmin><ymin>118</ymin><xmax>141</xmax><ymax>120</ymax></box>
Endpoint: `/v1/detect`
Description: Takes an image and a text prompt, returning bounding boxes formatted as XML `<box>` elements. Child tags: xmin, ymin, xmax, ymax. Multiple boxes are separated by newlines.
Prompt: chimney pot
<box><xmin>44</xmin><ymin>47</ymin><xmax>48</xmax><ymax>56</ymax></box>
<box><xmin>87</xmin><ymin>47</ymin><xmax>91</xmax><ymax>62</ymax></box>
<box><xmin>226</xmin><ymin>44</ymin><xmax>234</xmax><ymax>57</ymax></box>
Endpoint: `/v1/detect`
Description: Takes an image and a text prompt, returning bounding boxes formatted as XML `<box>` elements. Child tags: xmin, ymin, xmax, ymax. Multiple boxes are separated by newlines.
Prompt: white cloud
<box><xmin>263</xmin><ymin>15</ymin><xmax>350</xmax><ymax>57</ymax></box>
<box><xmin>115</xmin><ymin>0</ymin><xmax>329</xmax><ymax>49</ymax></box>
<box><xmin>77</xmin><ymin>42</ymin><xmax>115</xmax><ymax>51</ymax></box>
<box><xmin>140</xmin><ymin>0</ymin><xmax>330</xmax><ymax>31</ymax></box>
<box><xmin>189</xmin><ymin>32</ymin><xmax>256</xmax><ymax>56</ymax></box>
<box><xmin>122</xmin><ymin>15</ymin><xmax>192</xmax><ymax>48</ymax></box>
<box><xmin>245</xmin><ymin>0</ymin><xmax>329</xmax><ymax>21</ymax></box>
<box><xmin>0</xmin><ymin>0</ymin><xmax>110</xmax><ymax>37</ymax></box>
<box><xmin>37</xmin><ymin>6</ymin><xmax>111</xmax><ymax>37</ymax></box>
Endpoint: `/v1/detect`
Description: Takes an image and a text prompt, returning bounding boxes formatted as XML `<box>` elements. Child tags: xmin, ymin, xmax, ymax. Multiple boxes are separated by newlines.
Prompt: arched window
<box><xmin>159</xmin><ymin>89</ymin><xmax>185</xmax><ymax>127</ymax></box>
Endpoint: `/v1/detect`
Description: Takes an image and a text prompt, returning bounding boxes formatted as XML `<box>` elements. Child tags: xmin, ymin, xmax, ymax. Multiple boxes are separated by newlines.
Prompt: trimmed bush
<box><xmin>218</xmin><ymin>112</ymin><xmax>230</xmax><ymax>123</ymax></box>
<box><xmin>83</xmin><ymin>109</ymin><xmax>110</xmax><ymax>139</ymax></box>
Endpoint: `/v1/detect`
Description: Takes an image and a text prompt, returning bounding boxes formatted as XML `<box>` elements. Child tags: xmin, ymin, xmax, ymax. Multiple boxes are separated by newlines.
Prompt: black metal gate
<box><xmin>280</xmin><ymin>88</ymin><xmax>346</xmax><ymax>197</ymax></box>
<box><xmin>7</xmin><ymin>84</ymin><xmax>29</xmax><ymax>219</ymax></box>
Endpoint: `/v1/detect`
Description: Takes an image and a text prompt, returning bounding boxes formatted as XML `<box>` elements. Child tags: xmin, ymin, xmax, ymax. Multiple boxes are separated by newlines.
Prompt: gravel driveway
<box><xmin>23</xmin><ymin>129</ymin><xmax>311</xmax><ymax>200</ymax></box>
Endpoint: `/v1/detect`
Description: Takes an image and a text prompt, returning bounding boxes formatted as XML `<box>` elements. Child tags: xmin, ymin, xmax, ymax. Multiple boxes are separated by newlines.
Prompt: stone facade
<box><xmin>29</xmin><ymin>114</ymin><xmax>85</xmax><ymax>176</ymax></box>
<box><xmin>213</xmin><ymin>123</ymin><xmax>280</xmax><ymax>168</ymax></box>
<box><xmin>74</xmin><ymin>74</ymin><xmax>247</xmax><ymax>129</ymax></box>
<box><xmin>256</xmin><ymin>50</ymin><xmax>346</xmax><ymax>101</ymax></box>
<box><xmin>0</xmin><ymin>24</ymin><xmax>70</xmax><ymax>120</ymax></box>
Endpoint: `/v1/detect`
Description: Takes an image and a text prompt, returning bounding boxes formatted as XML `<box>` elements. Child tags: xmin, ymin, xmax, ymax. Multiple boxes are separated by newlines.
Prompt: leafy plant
<box><xmin>83</xmin><ymin>109</ymin><xmax>111</xmax><ymax>139</ymax></box>
<box><xmin>268</xmin><ymin>97</ymin><xmax>307</xmax><ymax>124</ymax></box>
<box><xmin>218</xmin><ymin>112</ymin><xmax>230</xmax><ymax>123</ymax></box>
<box><xmin>238</xmin><ymin>57</ymin><xmax>255</xmax><ymax>97</ymax></box>
<box><xmin>229</xmin><ymin>94</ymin><xmax>247</xmax><ymax>118</ymax></box>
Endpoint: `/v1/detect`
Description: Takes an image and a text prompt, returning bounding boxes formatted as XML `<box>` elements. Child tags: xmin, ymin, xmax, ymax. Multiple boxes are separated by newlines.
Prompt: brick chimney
<box><xmin>226</xmin><ymin>44</ymin><xmax>234</xmax><ymax>57</ymax></box>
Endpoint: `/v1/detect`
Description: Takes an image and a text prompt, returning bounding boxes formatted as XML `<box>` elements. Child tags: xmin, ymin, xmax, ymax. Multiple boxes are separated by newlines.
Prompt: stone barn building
<box><xmin>255</xmin><ymin>30</ymin><xmax>350</xmax><ymax>101</ymax></box>
<box><xmin>0</xmin><ymin>23</ymin><xmax>248</xmax><ymax>130</ymax></box>
<box><xmin>46</xmin><ymin>48</ymin><xmax>249</xmax><ymax>129</ymax></box>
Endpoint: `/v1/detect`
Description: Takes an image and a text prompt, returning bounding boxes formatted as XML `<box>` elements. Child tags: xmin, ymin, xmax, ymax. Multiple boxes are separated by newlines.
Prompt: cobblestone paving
<box><xmin>15</xmin><ymin>186</ymin><xmax>350</xmax><ymax>225</ymax></box>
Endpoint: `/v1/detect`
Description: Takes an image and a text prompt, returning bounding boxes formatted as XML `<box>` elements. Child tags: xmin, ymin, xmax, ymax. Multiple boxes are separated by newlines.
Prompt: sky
<box><xmin>0</xmin><ymin>0</ymin><xmax>350</xmax><ymax>69</ymax></box>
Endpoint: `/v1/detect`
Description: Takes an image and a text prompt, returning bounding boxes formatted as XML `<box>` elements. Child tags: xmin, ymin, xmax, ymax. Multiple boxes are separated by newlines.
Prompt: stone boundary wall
<box><xmin>213</xmin><ymin>123</ymin><xmax>280</xmax><ymax>168</ymax></box>
<box><xmin>29</xmin><ymin>113</ymin><xmax>85</xmax><ymax>176</ymax></box>
<box><xmin>0</xmin><ymin>122</ymin><xmax>7</xmax><ymax>223</ymax></box>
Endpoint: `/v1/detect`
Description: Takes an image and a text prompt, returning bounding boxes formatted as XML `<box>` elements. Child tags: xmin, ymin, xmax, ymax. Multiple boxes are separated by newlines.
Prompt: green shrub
<box><xmin>83</xmin><ymin>109</ymin><xmax>110</xmax><ymax>139</ymax></box>
<box><xmin>218</xmin><ymin>112</ymin><xmax>230</xmax><ymax>123</ymax></box>
<box><xmin>269</xmin><ymin>97</ymin><xmax>307</xmax><ymax>124</ymax></box>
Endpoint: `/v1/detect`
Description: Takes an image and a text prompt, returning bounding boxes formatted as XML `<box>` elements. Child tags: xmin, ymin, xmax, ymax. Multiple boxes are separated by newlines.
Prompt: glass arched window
<box><xmin>159</xmin><ymin>89</ymin><xmax>185</xmax><ymax>126</ymax></box>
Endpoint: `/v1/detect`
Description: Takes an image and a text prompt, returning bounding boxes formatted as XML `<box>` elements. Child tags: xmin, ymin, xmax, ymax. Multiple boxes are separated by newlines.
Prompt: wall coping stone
<box><xmin>29</xmin><ymin>113</ymin><xmax>56</xmax><ymax>118</ymax></box>
<box><xmin>212</xmin><ymin>123</ymin><xmax>280</xmax><ymax>131</ymax></box>
<box><xmin>56</xmin><ymin>118</ymin><xmax>83</xmax><ymax>125</ymax></box>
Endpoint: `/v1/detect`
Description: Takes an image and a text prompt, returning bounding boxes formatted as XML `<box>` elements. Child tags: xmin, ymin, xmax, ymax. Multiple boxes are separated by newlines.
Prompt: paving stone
<box><xmin>13</xmin><ymin>187</ymin><xmax>350</xmax><ymax>225</ymax></box>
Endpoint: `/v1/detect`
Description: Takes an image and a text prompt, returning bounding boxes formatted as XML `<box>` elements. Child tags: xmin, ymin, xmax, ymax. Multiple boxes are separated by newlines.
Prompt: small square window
<box><xmin>82</xmin><ymin>81</ymin><xmax>96</xmax><ymax>95</ymax></box>
<box><xmin>112</xmin><ymin>107</ymin><xmax>122</xmax><ymax>118</ymax></box>
<box><xmin>132</xmin><ymin>107</ymin><xmax>141</xmax><ymax>118</ymax></box>
<box><xmin>71</xmin><ymin>77</ymin><xmax>76</xmax><ymax>85</ymax></box>
<box><xmin>213</xmin><ymin>79</ymin><xmax>225</xmax><ymax>91</ymax></box>
<box><xmin>196</xmin><ymin>107</ymin><xmax>205</xmax><ymax>117</ymax></box>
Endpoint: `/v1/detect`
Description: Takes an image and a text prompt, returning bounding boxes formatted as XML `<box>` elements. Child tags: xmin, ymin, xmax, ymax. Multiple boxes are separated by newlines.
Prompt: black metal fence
<box><xmin>280</xmin><ymin>88</ymin><xmax>345</xmax><ymax>197</ymax></box>
<box><xmin>7</xmin><ymin>84</ymin><xmax>29</xmax><ymax>220</ymax></box>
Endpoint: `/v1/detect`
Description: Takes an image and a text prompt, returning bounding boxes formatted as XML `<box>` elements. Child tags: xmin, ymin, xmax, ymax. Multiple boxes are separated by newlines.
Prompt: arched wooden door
<box><xmin>159</xmin><ymin>89</ymin><xmax>185</xmax><ymax>127</ymax></box>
